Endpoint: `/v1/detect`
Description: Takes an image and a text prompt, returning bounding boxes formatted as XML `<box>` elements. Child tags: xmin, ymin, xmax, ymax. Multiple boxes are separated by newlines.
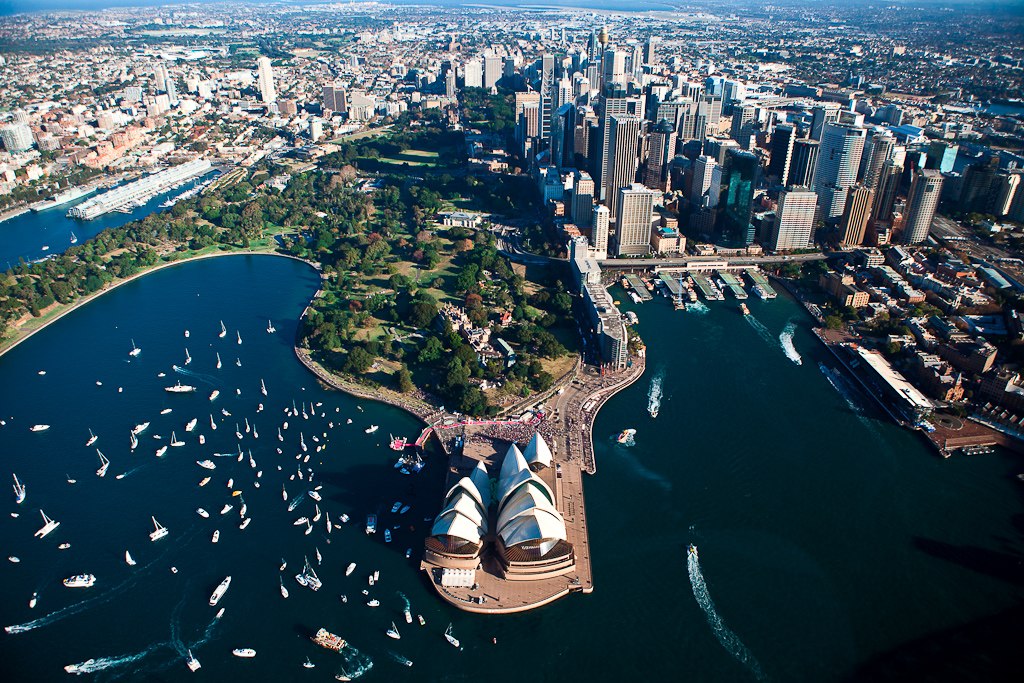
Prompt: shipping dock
<box><xmin>717</xmin><ymin>271</ymin><xmax>749</xmax><ymax>299</ymax></box>
<box><xmin>744</xmin><ymin>269</ymin><xmax>778</xmax><ymax>299</ymax></box>
<box><xmin>690</xmin><ymin>272</ymin><xmax>724</xmax><ymax>301</ymax></box>
<box><xmin>622</xmin><ymin>274</ymin><xmax>653</xmax><ymax>302</ymax></box>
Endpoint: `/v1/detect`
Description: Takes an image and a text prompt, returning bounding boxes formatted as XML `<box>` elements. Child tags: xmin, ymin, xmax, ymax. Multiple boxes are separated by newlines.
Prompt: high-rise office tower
<box><xmin>643</xmin><ymin>119</ymin><xmax>676</xmax><ymax>191</ymax></box>
<box><xmin>862</xmin><ymin>132</ymin><xmax>895</xmax><ymax>190</ymax></box>
<box><xmin>694</xmin><ymin>94</ymin><xmax>722</xmax><ymax>140</ymax></box>
<box><xmin>539</xmin><ymin>53</ymin><xmax>555</xmax><ymax>137</ymax></box>
<box><xmin>810</xmin><ymin>103</ymin><xmax>841</xmax><ymax>141</ymax></box>
<box><xmin>719</xmin><ymin>149</ymin><xmax>759</xmax><ymax>246</ymax></box>
<box><xmin>643</xmin><ymin>37</ymin><xmax>658</xmax><ymax>66</ymax></box>
<box><xmin>995</xmin><ymin>173</ymin><xmax>1021</xmax><ymax>217</ymax></box>
<box><xmin>592</xmin><ymin>205</ymin><xmax>610</xmax><ymax>259</ymax></box>
<box><xmin>572</xmin><ymin>171</ymin><xmax>595</xmax><ymax>228</ymax></box>
<box><xmin>769</xmin><ymin>188</ymin><xmax>818</xmax><ymax>252</ymax></box>
<box><xmin>604</xmin><ymin>115</ymin><xmax>642</xmax><ymax>219</ymax></box>
<box><xmin>597</xmin><ymin>85</ymin><xmax>643</xmax><ymax>201</ymax></box>
<box><xmin>813</xmin><ymin>122</ymin><xmax>866</xmax><ymax>218</ymax></box>
<box><xmin>630</xmin><ymin>44</ymin><xmax>644</xmax><ymax>79</ymax></box>
<box><xmin>871</xmin><ymin>160</ymin><xmax>903</xmax><ymax>225</ymax></box>
<box><xmin>840</xmin><ymin>185</ymin><xmax>875</xmax><ymax>247</ymax></box>
<box><xmin>790</xmin><ymin>139</ymin><xmax>819</xmax><ymax>188</ymax></box>
<box><xmin>902</xmin><ymin>169</ymin><xmax>944</xmax><ymax>244</ymax></box>
<box><xmin>730</xmin><ymin>104</ymin><xmax>757</xmax><ymax>145</ymax></box>
<box><xmin>602</xmin><ymin>49</ymin><xmax>627</xmax><ymax>89</ymax></box>
<box><xmin>766</xmin><ymin>124</ymin><xmax>796</xmax><ymax>186</ymax></box>
<box><xmin>484</xmin><ymin>55</ymin><xmax>503</xmax><ymax>89</ymax></box>
<box><xmin>464</xmin><ymin>60</ymin><xmax>483</xmax><ymax>88</ymax></box>
<box><xmin>926</xmin><ymin>141</ymin><xmax>958</xmax><ymax>174</ymax></box>
<box><xmin>690</xmin><ymin>155</ymin><xmax>720</xmax><ymax>208</ymax></box>
<box><xmin>552</xmin><ymin>103</ymin><xmax>575</xmax><ymax>169</ymax></box>
<box><xmin>445</xmin><ymin>69</ymin><xmax>457</xmax><ymax>98</ymax></box>
<box><xmin>614</xmin><ymin>183</ymin><xmax>656</xmax><ymax>256</ymax></box>
<box><xmin>257</xmin><ymin>56</ymin><xmax>276</xmax><ymax>104</ymax></box>
<box><xmin>155</xmin><ymin>63</ymin><xmax>177</xmax><ymax>104</ymax></box>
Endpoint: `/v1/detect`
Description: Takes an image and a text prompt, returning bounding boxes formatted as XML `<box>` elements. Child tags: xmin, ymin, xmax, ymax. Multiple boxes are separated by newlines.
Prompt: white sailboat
<box><xmin>184</xmin><ymin>348</ymin><xmax>192</xmax><ymax>365</ymax></box>
<box><xmin>170</xmin><ymin>432</ymin><xmax>184</xmax><ymax>447</ymax></box>
<box><xmin>326</xmin><ymin>512</ymin><xmax>332</xmax><ymax>533</ymax></box>
<box><xmin>386</xmin><ymin>621</ymin><xmax>401</xmax><ymax>640</ymax></box>
<box><xmin>96</xmin><ymin>449</ymin><xmax>110</xmax><ymax>477</ymax></box>
<box><xmin>219</xmin><ymin>321</ymin><xmax>227</xmax><ymax>338</ymax></box>
<box><xmin>149</xmin><ymin>516</ymin><xmax>168</xmax><ymax>541</ymax></box>
<box><xmin>216</xmin><ymin>352</ymin><xmax>222</xmax><ymax>369</ymax></box>
<box><xmin>129</xmin><ymin>339</ymin><xmax>141</xmax><ymax>357</ymax></box>
<box><xmin>261</xmin><ymin>379</ymin><xmax>267</xmax><ymax>396</ymax></box>
<box><xmin>235</xmin><ymin>358</ymin><xmax>241</xmax><ymax>367</ymax></box>
<box><xmin>69</xmin><ymin>230</ymin><xmax>78</xmax><ymax>244</ymax></box>
<box><xmin>280</xmin><ymin>576</ymin><xmax>289</xmax><ymax>598</ymax></box>
<box><xmin>35</xmin><ymin>509</ymin><xmax>60</xmax><ymax>538</ymax></box>
<box><xmin>85</xmin><ymin>428</ymin><xmax>98</xmax><ymax>446</ymax></box>
<box><xmin>267</xmin><ymin>320</ymin><xmax>276</xmax><ymax>333</ymax></box>
<box><xmin>13</xmin><ymin>474</ymin><xmax>26</xmax><ymax>504</ymax></box>
<box><xmin>444</xmin><ymin>623</ymin><xmax>460</xmax><ymax>648</ymax></box>
<box><xmin>125</xmin><ymin>550</ymin><xmax>137</xmax><ymax>566</ymax></box>
<box><xmin>186</xmin><ymin>650</ymin><xmax>201</xmax><ymax>672</ymax></box>
<box><xmin>236</xmin><ymin>331</ymin><xmax>242</xmax><ymax>345</ymax></box>
<box><xmin>130</xmin><ymin>431</ymin><xmax>139</xmax><ymax>450</ymax></box>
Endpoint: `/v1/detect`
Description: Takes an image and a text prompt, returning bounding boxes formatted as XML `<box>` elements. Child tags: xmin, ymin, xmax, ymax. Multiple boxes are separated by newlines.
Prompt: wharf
<box><xmin>657</xmin><ymin>272</ymin><xmax>685</xmax><ymax>297</ymax></box>
<box><xmin>623</xmin><ymin>274</ymin><xmax>653</xmax><ymax>301</ymax></box>
<box><xmin>718</xmin><ymin>271</ymin><xmax>748</xmax><ymax>299</ymax></box>
<box><xmin>744</xmin><ymin>269</ymin><xmax>778</xmax><ymax>298</ymax></box>
<box><xmin>690</xmin><ymin>272</ymin><xmax>724</xmax><ymax>301</ymax></box>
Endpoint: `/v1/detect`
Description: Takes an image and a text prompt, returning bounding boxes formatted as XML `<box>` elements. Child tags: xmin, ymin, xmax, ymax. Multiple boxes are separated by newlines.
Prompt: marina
<box><xmin>66</xmin><ymin>160</ymin><xmax>213</xmax><ymax>220</ymax></box>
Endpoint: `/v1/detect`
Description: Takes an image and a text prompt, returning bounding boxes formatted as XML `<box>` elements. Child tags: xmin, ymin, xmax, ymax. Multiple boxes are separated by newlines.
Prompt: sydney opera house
<box><xmin>423</xmin><ymin>433</ymin><xmax>576</xmax><ymax>586</ymax></box>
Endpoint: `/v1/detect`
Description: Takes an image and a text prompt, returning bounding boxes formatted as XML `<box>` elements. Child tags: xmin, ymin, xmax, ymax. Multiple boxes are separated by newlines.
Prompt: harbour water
<box><xmin>0</xmin><ymin>257</ymin><xmax>1021</xmax><ymax>680</ymax></box>
<box><xmin>0</xmin><ymin>185</ymin><xmax>184</xmax><ymax>269</ymax></box>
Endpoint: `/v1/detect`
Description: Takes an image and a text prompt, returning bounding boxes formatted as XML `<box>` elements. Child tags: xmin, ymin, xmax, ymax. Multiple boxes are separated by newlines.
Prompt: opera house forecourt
<box><xmin>422</xmin><ymin>433</ymin><xmax>590</xmax><ymax>613</ymax></box>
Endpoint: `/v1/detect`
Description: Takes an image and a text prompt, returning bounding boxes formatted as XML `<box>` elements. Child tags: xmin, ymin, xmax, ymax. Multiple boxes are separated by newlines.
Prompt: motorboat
<box><xmin>155</xmin><ymin>445</ymin><xmax>168</xmax><ymax>457</ymax></box>
<box><xmin>132</xmin><ymin>422</ymin><xmax>150</xmax><ymax>436</ymax></box>
<box><xmin>365</xmin><ymin>425</ymin><xmax>379</xmax><ymax>434</ymax></box>
<box><xmin>209</xmin><ymin>576</ymin><xmax>231</xmax><ymax>606</ymax></box>
<box><xmin>212</xmin><ymin>530</ymin><xmax>219</xmax><ymax>543</ymax></box>
<box><xmin>185</xmin><ymin>418</ymin><xmax>198</xmax><ymax>433</ymax></box>
<box><xmin>688</xmin><ymin>544</ymin><xmax>698</xmax><ymax>558</ymax></box>
<box><xmin>63</xmin><ymin>574</ymin><xmax>96</xmax><ymax>588</ymax></box>
<box><xmin>232</xmin><ymin>649</ymin><xmax>256</xmax><ymax>658</ymax></box>
<box><xmin>197</xmin><ymin>508</ymin><xmax>210</xmax><ymax>518</ymax></box>
<box><xmin>209</xmin><ymin>390</ymin><xmax>220</xmax><ymax>401</ymax></box>
<box><xmin>197</xmin><ymin>460</ymin><xmax>216</xmax><ymax>470</ymax></box>
<box><xmin>30</xmin><ymin>424</ymin><xmax>50</xmax><ymax>432</ymax></box>
<box><xmin>125</xmin><ymin>550</ymin><xmax>136</xmax><ymax>566</ymax></box>
<box><xmin>346</xmin><ymin>562</ymin><xmax>356</xmax><ymax>576</ymax></box>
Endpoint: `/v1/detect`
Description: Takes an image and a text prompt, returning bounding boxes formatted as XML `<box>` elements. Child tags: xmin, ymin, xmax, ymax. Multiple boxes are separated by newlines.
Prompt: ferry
<box><xmin>311</xmin><ymin>628</ymin><xmax>347</xmax><ymax>652</ymax></box>
<box><xmin>31</xmin><ymin>185</ymin><xmax>97</xmax><ymax>212</ymax></box>
<box><xmin>209</xmin><ymin>576</ymin><xmax>232</xmax><ymax>606</ymax></box>
<box><xmin>63</xmin><ymin>574</ymin><xmax>96</xmax><ymax>588</ymax></box>
<box><xmin>740</xmin><ymin>302</ymin><xmax>750</xmax><ymax>315</ymax></box>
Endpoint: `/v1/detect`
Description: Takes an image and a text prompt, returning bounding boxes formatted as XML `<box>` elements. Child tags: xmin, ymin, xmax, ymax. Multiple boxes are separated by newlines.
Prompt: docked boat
<box><xmin>35</xmin><ymin>509</ymin><xmax>60</xmax><ymax>538</ymax></box>
<box><xmin>444</xmin><ymin>623</ymin><xmax>460</xmax><ymax>648</ymax></box>
<box><xmin>209</xmin><ymin>576</ymin><xmax>232</xmax><ymax>606</ymax></box>
<box><xmin>125</xmin><ymin>550</ymin><xmax>136</xmax><ymax>566</ymax></box>
<box><xmin>12</xmin><ymin>473</ymin><xmax>25</xmax><ymax>504</ymax></box>
<box><xmin>232</xmin><ymin>649</ymin><xmax>256</xmax><ymax>658</ymax></box>
<box><xmin>311</xmin><ymin>628</ymin><xmax>347</xmax><ymax>652</ymax></box>
<box><xmin>149</xmin><ymin>516</ymin><xmax>168</xmax><ymax>541</ymax></box>
<box><xmin>63</xmin><ymin>574</ymin><xmax>96</xmax><ymax>588</ymax></box>
<box><xmin>95</xmin><ymin>449</ymin><xmax>109</xmax><ymax>477</ymax></box>
<box><xmin>186</xmin><ymin>650</ymin><xmax>201</xmax><ymax>672</ymax></box>
<box><xmin>165</xmin><ymin>382</ymin><xmax>196</xmax><ymax>393</ymax></box>
<box><xmin>85</xmin><ymin>428</ymin><xmax>98</xmax><ymax>446</ymax></box>
<box><xmin>30</xmin><ymin>424</ymin><xmax>50</xmax><ymax>432</ymax></box>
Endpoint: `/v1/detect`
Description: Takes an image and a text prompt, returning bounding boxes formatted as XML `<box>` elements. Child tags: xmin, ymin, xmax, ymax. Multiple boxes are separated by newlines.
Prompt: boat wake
<box><xmin>818</xmin><ymin>363</ymin><xmax>879</xmax><ymax>433</ymax></box>
<box><xmin>779</xmin><ymin>321</ymin><xmax>802</xmax><ymax>365</ymax></box>
<box><xmin>339</xmin><ymin>645</ymin><xmax>374</xmax><ymax>679</ymax></box>
<box><xmin>686</xmin><ymin>301</ymin><xmax>710</xmax><ymax>314</ymax></box>
<box><xmin>397</xmin><ymin>591</ymin><xmax>411</xmax><ymax>613</ymax></box>
<box><xmin>647</xmin><ymin>370</ymin><xmax>664</xmax><ymax>418</ymax></box>
<box><xmin>63</xmin><ymin>648</ymin><xmax>161</xmax><ymax>676</ymax></box>
<box><xmin>687</xmin><ymin>549</ymin><xmax>766</xmax><ymax>681</ymax></box>
<box><xmin>613</xmin><ymin>441</ymin><xmax>671</xmax><ymax>491</ymax></box>
<box><xmin>172</xmin><ymin>365</ymin><xmax>216</xmax><ymax>385</ymax></box>
<box><xmin>744</xmin><ymin>315</ymin><xmax>775</xmax><ymax>346</ymax></box>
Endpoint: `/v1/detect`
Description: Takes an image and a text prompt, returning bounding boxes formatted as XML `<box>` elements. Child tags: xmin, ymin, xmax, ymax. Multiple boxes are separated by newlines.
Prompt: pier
<box><xmin>658</xmin><ymin>272</ymin><xmax>685</xmax><ymax>297</ymax></box>
<box><xmin>744</xmin><ymin>269</ymin><xmax>778</xmax><ymax>298</ymax></box>
<box><xmin>718</xmin><ymin>271</ymin><xmax>748</xmax><ymax>299</ymax></box>
<box><xmin>67</xmin><ymin>159</ymin><xmax>212</xmax><ymax>220</ymax></box>
<box><xmin>690</xmin><ymin>272</ymin><xmax>724</xmax><ymax>300</ymax></box>
<box><xmin>622</xmin><ymin>274</ymin><xmax>653</xmax><ymax>302</ymax></box>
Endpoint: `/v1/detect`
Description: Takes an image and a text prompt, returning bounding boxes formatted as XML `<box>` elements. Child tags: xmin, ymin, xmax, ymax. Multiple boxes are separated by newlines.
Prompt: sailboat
<box><xmin>69</xmin><ymin>230</ymin><xmax>78</xmax><ymax>244</ymax></box>
<box><xmin>12</xmin><ymin>474</ymin><xmax>26</xmax><ymax>504</ymax></box>
<box><xmin>35</xmin><ymin>509</ymin><xmax>60</xmax><ymax>538</ymax></box>
<box><xmin>186</xmin><ymin>650</ymin><xmax>201</xmax><ymax>672</ymax></box>
<box><xmin>85</xmin><ymin>428</ymin><xmax>98</xmax><ymax>446</ymax></box>
<box><xmin>315</xmin><ymin>547</ymin><xmax>322</xmax><ymax>565</ymax></box>
<box><xmin>235</xmin><ymin>358</ymin><xmax>241</xmax><ymax>367</ymax></box>
<box><xmin>129</xmin><ymin>339</ymin><xmax>141</xmax><ymax>357</ymax></box>
<box><xmin>313</xmin><ymin>505</ymin><xmax>321</xmax><ymax>522</ymax></box>
<box><xmin>130</xmin><ymin>431</ymin><xmax>139</xmax><ymax>450</ymax></box>
<box><xmin>386</xmin><ymin>621</ymin><xmax>401</xmax><ymax>640</ymax></box>
<box><xmin>96</xmin><ymin>450</ymin><xmax>110</xmax><ymax>477</ymax></box>
<box><xmin>149</xmin><ymin>516</ymin><xmax>168</xmax><ymax>541</ymax></box>
<box><xmin>260</xmin><ymin>379</ymin><xmax>267</xmax><ymax>396</ymax></box>
<box><xmin>236</xmin><ymin>331</ymin><xmax>242</xmax><ymax>345</ymax></box>
<box><xmin>219</xmin><ymin>321</ymin><xmax>227</xmax><ymax>338</ymax></box>
<box><xmin>184</xmin><ymin>348</ymin><xmax>192</xmax><ymax>365</ymax></box>
<box><xmin>170</xmin><ymin>432</ymin><xmax>184</xmax><ymax>447</ymax></box>
<box><xmin>444</xmin><ymin>623</ymin><xmax>460</xmax><ymax>648</ymax></box>
<box><xmin>267</xmin><ymin>320</ymin><xmax>276</xmax><ymax>333</ymax></box>
<box><xmin>216</xmin><ymin>352</ymin><xmax>222</xmax><ymax>369</ymax></box>
<box><xmin>280</xmin><ymin>576</ymin><xmax>289</xmax><ymax>599</ymax></box>
<box><xmin>125</xmin><ymin>550</ymin><xmax>137</xmax><ymax>566</ymax></box>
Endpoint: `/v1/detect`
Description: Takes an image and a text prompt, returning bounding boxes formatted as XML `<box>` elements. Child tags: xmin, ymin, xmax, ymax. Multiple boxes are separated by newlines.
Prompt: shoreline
<box><xmin>0</xmin><ymin>205</ymin><xmax>30</xmax><ymax>224</ymax></box>
<box><xmin>0</xmin><ymin>248</ymin><xmax>316</xmax><ymax>361</ymax></box>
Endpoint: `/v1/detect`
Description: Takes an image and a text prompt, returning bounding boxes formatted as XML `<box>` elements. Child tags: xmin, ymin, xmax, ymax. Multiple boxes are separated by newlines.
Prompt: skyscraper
<box><xmin>769</xmin><ymin>188</ymin><xmax>818</xmax><ymax>252</ymax></box>
<box><xmin>690</xmin><ymin>155</ymin><xmax>720</xmax><ymax>208</ymax></box>
<box><xmin>597</xmin><ymin>85</ymin><xmax>643</xmax><ymax>201</ymax></box>
<box><xmin>926</xmin><ymin>141</ymin><xmax>958</xmax><ymax>174</ymax></box>
<box><xmin>839</xmin><ymin>185</ymin><xmax>875</xmax><ymax>248</ymax></box>
<box><xmin>463</xmin><ymin>60</ymin><xmax>483</xmax><ymax>88</ymax></box>
<box><xmin>719</xmin><ymin>149</ymin><xmax>759</xmax><ymax>246</ymax></box>
<box><xmin>572</xmin><ymin>171</ymin><xmax>595</xmax><ymax>228</ymax></box>
<box><xmin>257</xmin><ymin>57</ymin><xmax>276</xmax><ymax>104</ymax></box>
<box><xmin>902</xmin><ymin>169</ymin><xmax>944</xmax><ymax>244</ymax></box>
<box><xmin>871</xmin><ymin>160</ymin><xmax>903</xmax><ymax>225</ymax></box>
<box><xmin>693</xmin><ymin>94</ymin><xmax>722</xmax><ymax>140</ymax></box>
<box><xmin>605</xmin><ymin>115</ymin><xmax>642</xmax><ymax>220</ymax></box>
<box><xmin>767</xmin><ymin>123</ymin><xmax>796</xmax><ymax>185</ymax></box>
<box><xmin>862</xmin><ymin>132</ymin><xmax>895</xmax><ymax>190</ymax></box>
<box><xmin>614</xmin><ymin>183</ymin><xmax>656</xmax><ymax>256</ymax></box>
<box><xmin>813</xmin><ymin>122</ymin><xmax>866</xmax><ymax>218</ymax></box>
<box><xmin>592</xmin><ymin>205</ymin><xmax>610</xmax><ymax>259</ymax></box>
<box><xmin>810</xmin><ymin>103</ymin><xmax>841</xmax><ymax>141</ymax></box>
<box><xmin>643</xmin><ymin>37</ymin><xmax>658</xmax><ymax>66</ymax></box>
<box><xmin>643</xmin><ymin>119</ymin><xmax>676</xmax><ymax>191</ymax></box>
<box><xmin>789</xmin><ymin>139</ymin><xmax>819</xmax><ymax>188</ymax></box>
<box><xmin>483</xmin><ymin>55</ymin><xmax>503</xmax><ymax>89</ymax></box>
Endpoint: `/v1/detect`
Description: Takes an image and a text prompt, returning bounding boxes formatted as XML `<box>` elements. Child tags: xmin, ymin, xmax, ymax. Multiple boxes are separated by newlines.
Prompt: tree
<box><xmin>825</xmin><ymin>315</ymin><xmax>844</xmax><ymax>330</ymax></box>
<box><xmin>417</xmin><ymin>336</ymin><xmax>444</xmax><ymax>364</ymax></box>
<box><xmin>344</xmin><ymin>347</ymin><xmax>375</xmax><ymax>374</ymax></box>
<box><xmin>408</xmin><ymin>300</ymin><xmax>438</xmax><ymax>328</ymax></box>
<box><xmin>396</xmin><ymin>366</ymin><xmax>414</xmax><ymax>393</ymax></box>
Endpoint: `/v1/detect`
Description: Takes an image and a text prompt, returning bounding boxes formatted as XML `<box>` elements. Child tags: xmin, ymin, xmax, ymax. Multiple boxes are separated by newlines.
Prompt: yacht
<box><xmin>96</xmin><ymin>450</ymin><xmax>109</xmax><ymax>477</ymax></box>
<box><xmin>155</xmin><ymin>446</ymin><xmax>168</xmax><ymax>457</ymax></box>
<box><xmin>35</xmin><ymin>509</ymin><xmax>60</xmax><ymax>538</ymax></box>
<box><xmin>125</xmin><ymin>550</ymin><xmax>136</xmax><ymax>566</ymax></box>
<box><xmin>170</xmin><ymin>432</ymin><xmax>184</xmax><ymax>447</ymax></box>
<box><xmin>386</xmin><ymin>622</ymin><xmax>401</xmax><ymax>640</ymax></box>
<box><xmin>239</xmin><ymin>517</ymin><xmax>251</xmax><ymax>530</ymax></box>
<box><xmin>165</xmin><ymin>382</ymin><xmax>196</xmax><ymax>393</ymax></box>
<box><xmin>209</xmin><ymin>576</ymin><xmax>232</xmax><ymax>606</ymax></box>
<box><xmin>232</xmin><ymin>649</ymin><xmax>256</xmax><ymax>658</ymax></box>
<box><xmin>132</xmin><ymin>422</ymin><xmax>150</xmax><ymax>435</ymax></box>
<box><xmin>197</xmin><ymin>460</ymin><xmax>216</xmax><ymax>470</ymax></box>
<box><xmin>280</xmin><ymin>577</ymin><xmax>289</xmax><ymax>599</ymax></box>
<box><xmin>12</xmin><ymin>474</ymin><xmax>25</xmax><ymax>504</ymax></box>
<box><xmin>221</xmin><ymin>504</ymin><xmax>233</xmax><ymax>515</ymax></box>
<box><xmin>199</xmin><ymin>477</ymin><xmax>211</xmax><ymax>487</ymax></box>
<box><xmin>211</xmin><ymin>530</ymin><xmax>219</xmax><ymax>543</ymax></box>
<box><xmin>308</xmin><ymin>490</ymin><xmax>322</xmax><ymax>502</ymax></box>
<box><xmin>129</xmin><ymin>339</ymin><xmax>141</xmax><ymax>357</ymax></box>
<box><xmin>209</xmin><ymin>390</ymin><xmax>220</xmax><ymax>401</ymax></box>
<box><xmin>85</xmin><ymin>428</ymin><xmax>98</xmax><ymax>446</ymax></box>
<box><xmin>30</xmin><ymin>424</ymin><xmax>50</xmax><ymax>432</ymax></box>
<box><xmin>149</xmin><ymin>516</ymin><xmax>168</xmax><ymax>541</ymax></box>
<box><xmin>197</xmin><ymin>508</ymin><xmax>210</xmax><ymax>518</ymax></box>
<box><xmin>63</xmin><ymin>574</ymin><xmax>96</xmax><ymax>588</ymax></box>
<box><xmin>366</xmin><ymin>599</ymin><xmax>380</xmax><ymax>607</ymax></box>
<box><xmin>185</xmin><ymin>418</ymin><xmax>198</xmax><ymax>433</ymax></box>
<box><xmin>365</xmin><ymin>425</ymin><xmax>379</xmax><ymax>434</ymax></box>
<box><xmin>29</xmin><ymin>592</ymin><xmax>38</xmax><ymax>608</ymax></box>
<box><xmin>444</xmin><ymin>623</ymin><xmax>460</xmax><ymax>648</ymax></box>
<box><xmin>186</xmin><ymin>650</ymin><xmax>201</xmax><ymax>672</ymax></box>
<box><xmin>219</xmin><ymin>321</ymin><xmax>227</xmax><ymax>338</ymax></box>
<box><xmin>160</xmin><ymin>408</ymin><xmax>173</xmax><ymax>415</ymax></box>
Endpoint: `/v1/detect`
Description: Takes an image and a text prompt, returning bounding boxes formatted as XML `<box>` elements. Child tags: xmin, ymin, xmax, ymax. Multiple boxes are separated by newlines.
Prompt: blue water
<box><xmin>1</xmin><ymin>257</ymin><xmax>1021</xmax><ymax>680</ymax></box>
<box><xmin>0</xmin><ymin>186</ymin><xmax>183</xmax><ymax>270</ymax></box>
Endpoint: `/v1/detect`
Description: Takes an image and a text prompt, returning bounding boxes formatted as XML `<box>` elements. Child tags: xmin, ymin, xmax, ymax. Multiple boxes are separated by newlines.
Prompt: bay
<box><xmin>0</xmin><ymin>257</ymin><xmax>1021</xmax><ymax>681</ymax></box>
